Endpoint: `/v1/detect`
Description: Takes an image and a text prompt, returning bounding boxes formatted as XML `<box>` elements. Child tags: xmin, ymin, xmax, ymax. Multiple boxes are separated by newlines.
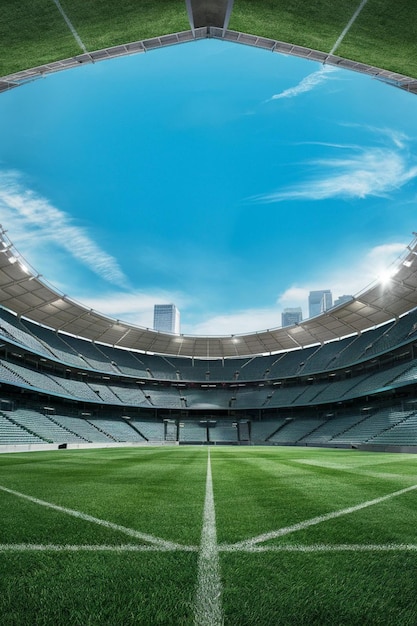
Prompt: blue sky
<box><xmin>0</xmin><ymin>39</ymin><xmax>416</xmax><ymax>335</ymax></box>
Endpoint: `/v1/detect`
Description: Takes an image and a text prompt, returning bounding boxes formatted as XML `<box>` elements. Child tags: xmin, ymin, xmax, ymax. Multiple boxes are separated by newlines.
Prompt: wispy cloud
<box><xmin>183</xmin><ymin>241</ymin><xmax>407</xmax><ymax>335</ymax></box>
<box><xmin>268</xmin><ymin>65</ymin><xmax>338</xmax><ymax>102</ymax></box>
<box><xmin>342</xmin><ymin>123</ymin><xmax>409</xmax><ymax>149</ymax></box>
<box><xmin>0</xmin><ymin>170</ymin><xmax>127</xmax><ymax>286</ymax></box>
<box><xmin>276</xmin><ymin>241</ymin><xmax>407</xmax><ymax>316</ymax></box>
<box><xmin>257</xmin><ymin>146</ymin><xmax>417</xmax><ymax>203</ymax></box>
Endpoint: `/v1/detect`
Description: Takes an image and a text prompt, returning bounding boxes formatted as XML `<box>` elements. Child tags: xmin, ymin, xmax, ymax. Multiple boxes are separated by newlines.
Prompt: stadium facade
<box><xmin>2</xmin><ymin>12</ymin><xmax>417</xmax><ymax>452</ymax></box>
<box><xmin>1</xmin><ymin>230</ymin><xmax>417</xmax><ymax>452</ymax></box>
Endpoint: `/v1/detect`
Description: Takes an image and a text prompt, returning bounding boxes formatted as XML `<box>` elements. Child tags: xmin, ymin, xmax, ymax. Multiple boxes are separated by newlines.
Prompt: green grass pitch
<box><xmin>1</xmin><ymin>0</ymin><xmax>417</xmax><ymax>78</ymax></box>
<box><xmin>1</xmin><ymin>445</ymin><xmax>417</xmax><ymax>625</ymax></box>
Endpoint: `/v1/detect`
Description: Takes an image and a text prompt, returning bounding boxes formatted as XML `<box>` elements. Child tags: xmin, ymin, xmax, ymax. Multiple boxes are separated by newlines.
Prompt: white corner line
<box><xmin>52</xmin><ymin>0</ymin><xmax>88</xmax><ymax>53</ymax></box>
<box><xmin>0</xmin><ymin>484</ymin><xmax>192</xmax><ymax>551</ymax></box>
<box><xmin>223</xmin><ymin>483</ymin><xmax>417</xmax><ymax>551</ymax></box>
<box><xmin>329</xmin><ymin>0</ymin><xmax>369</xmax><ymax>56</ymax></box>
<box><xmin>194</xmin><ymin>448</ymin><xmax>224</xmax><ymax>626</ymax></box>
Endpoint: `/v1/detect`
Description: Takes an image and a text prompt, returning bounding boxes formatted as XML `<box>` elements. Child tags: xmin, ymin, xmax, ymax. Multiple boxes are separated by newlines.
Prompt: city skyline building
<box><xmin>308</xmin><ymin>290</ymin><xmax>333</xmax><ymax>318</ymax></box>
<box><xmin>281</xmin><ymin>307</ymin><xmax>303</xmax><ymax>328</ymax></box>
<box><xmin>153</xmin><ymin>304</ymin><xmax>180</xmax><ymax>334</ymax></box>
<box><xmin>334</xmin><ymin>294</ymin><xmax>354</xmax><ymax>307</ymax></box>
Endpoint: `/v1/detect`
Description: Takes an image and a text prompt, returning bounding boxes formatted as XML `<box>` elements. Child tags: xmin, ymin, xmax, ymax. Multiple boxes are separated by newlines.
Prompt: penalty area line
<box><xmin>194</xmin><ymin>448</ymin><xmax>223</xmax><ymax>626</ymax></box>
<box><xmin>0</xmin><ymin>484</ymin><xmax>192</xmax><ymax>551</ymax></box>
<box><xmin>224</xmin><ymin>483</ymin><xmax>417</xmax><ymax>550</ymax></box>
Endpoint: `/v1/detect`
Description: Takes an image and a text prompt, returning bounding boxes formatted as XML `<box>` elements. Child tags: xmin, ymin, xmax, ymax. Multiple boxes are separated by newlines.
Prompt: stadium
<box><xmin>1</xmin><ymin>2</ymin><xmax>417</xmax><ymax>624</ymax></box>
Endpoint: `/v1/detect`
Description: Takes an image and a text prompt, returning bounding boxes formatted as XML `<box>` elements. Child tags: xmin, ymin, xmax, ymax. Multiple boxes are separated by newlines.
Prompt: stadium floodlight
<box><xmin>378</xmin><ymin>266</ymin><xmax>400</xmax><ymax>286</ymax></box>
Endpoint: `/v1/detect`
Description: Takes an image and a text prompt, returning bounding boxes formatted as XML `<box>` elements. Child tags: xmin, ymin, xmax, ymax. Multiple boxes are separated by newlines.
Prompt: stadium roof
<box><xmin>1</xmin><ymin>228</ymin><xmax>417</xmax><ymax>358</ymax></box>
<box><xmin>2</xmin><ymin>28</ymin><xmax>417</xmax><ymax>96</ymax></box>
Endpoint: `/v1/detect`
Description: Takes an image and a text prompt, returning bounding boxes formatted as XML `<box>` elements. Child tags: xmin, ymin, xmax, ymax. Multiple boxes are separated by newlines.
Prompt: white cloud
<box><xmin>258</xmin><ymin>147</ymin><xmax>417</xmax><ymax>202</ymax></box>
<box><xmin>0</xmin><ymin>170</ymin><xmax>127</xmax><ymax>286</ymax></box>
<box><xmin>268</xmin><ymin>65</ymin><xmax>338</xmax><ymax>101</ymax></box>
<box><xmin>182</xmin><ymin>307</ymin><xmax>283</xmax><ymax>336</ymax></box>
<box><xmin>183</xmin><ymin>240</ymin><xmax>408</xmax><ymax>335</ymax></box>
<box><xmin>342</xmin><ymin>123</ymin><xmax>409</xmax><ymax>150</ymax></box>
<box><xmin>75</xmin><ymin>289</ymin><xmax>191</xmax><ymax>329</ymax></box>
<box><xmin>276</xmin><ymin>241</ymin><xmax>407</xmax><ymax>315</ymax></box>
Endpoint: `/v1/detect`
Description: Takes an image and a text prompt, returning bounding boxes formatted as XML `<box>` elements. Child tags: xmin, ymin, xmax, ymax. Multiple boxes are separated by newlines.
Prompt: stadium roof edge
<box><xmin>0</xmin><ymin>227</ymin><xmax>417</xmax><ymax>358</ymax></box>
<box><xmin>1</xmin><ymin>28</ymin><xmax>417</xmax><ymax>95</ymax></box>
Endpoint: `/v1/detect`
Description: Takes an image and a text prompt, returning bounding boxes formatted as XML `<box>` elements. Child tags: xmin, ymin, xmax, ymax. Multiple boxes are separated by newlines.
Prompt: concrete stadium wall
<box><xmin>0</xmin><ymin>441</ymin><xmax>177</xmax><ymax>454</ymax></box>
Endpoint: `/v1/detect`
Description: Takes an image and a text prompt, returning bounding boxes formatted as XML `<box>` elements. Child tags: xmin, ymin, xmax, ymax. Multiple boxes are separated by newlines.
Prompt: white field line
<box><xmin>0</xmin><ymin>543</ymin><xmax>198</xmax><ymax>553</ymax></box>
<box><xmin>220</xmin><ymin>543</ymin><xmax>417</xmax><ymax>553</ymax></box>
<box><xmin>2</xmin><ymin>542</ymin><xmax>417</xmax><ymax>554</ymax></box>
<box><xmin>329</xmin><ymin>0</ymin><xmax>369</xmax><ymax>55</ymax></box>
<box><xmin>0</xmin><ymin>484</ymin><xmax>192</xmax><ymax>551</ymax></box>
<box><xmin>52</xmin><ymin>0</ymin><xmax>88</xmax><ymax>53</ymax></box>
<box><xmin>194</xmin><ymin>449</ymin><xmax>224</xmax><ymax>626</ymax></box>
<box><xmin>224</xmin><ymin>483</ymin><xmax>417</xmax><ymax>550</ymax></box>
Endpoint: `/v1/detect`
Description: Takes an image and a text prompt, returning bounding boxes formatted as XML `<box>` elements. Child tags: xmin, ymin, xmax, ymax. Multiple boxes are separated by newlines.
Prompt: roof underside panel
<box><xmin>0</xmin><ymin>235</ymin><xmax>417</xmax><ymax>358</ymax></box>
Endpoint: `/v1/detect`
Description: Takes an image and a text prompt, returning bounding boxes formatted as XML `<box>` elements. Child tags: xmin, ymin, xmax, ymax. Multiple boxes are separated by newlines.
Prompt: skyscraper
<box><xmin>281</xmin><ymin>307</ymin><xmax>303</xmax><ymax>328</ymax></box>
<box><xmin>153</xmin><ymin>304</ymin><xmax>180</xmax><ymax>334</ymax></box>
<box><xmin>308</xmin><ymin>290</ymin><xmax>332</xmax><ymax>318</ymax></box>
<box><xmin>334</xmin><ymin>294</ymin><xmax>353</xmax><ymax>307</ymax></box>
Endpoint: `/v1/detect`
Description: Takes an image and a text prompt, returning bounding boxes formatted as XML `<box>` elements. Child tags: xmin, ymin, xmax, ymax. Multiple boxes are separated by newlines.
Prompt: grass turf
<box><xmin>229</xmin><ymin>0</ymin><xmax>417</xmax><ymax>78</ymax></box>
<box><xmin>1</xmin><ymin>445</ymin><xmax>417</xmax><ymax>624</ymax></box>
<box><xmin>0</xmin><ymin>0</ymin><xmax>189</xmax><ymax>76</ymax></box>
<box><xmin>1</xmin><ymin>0</ymin><xmax>417</xmax><ymax>78</ymax></box>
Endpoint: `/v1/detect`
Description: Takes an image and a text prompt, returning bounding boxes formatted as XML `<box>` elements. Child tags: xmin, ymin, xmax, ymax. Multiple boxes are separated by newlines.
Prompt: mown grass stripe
<box><xmin>194</xmin><ymin>449</ymin><xmax>223</xmax><ymax>626</ymax></box>
<box><xmin>225</xmin><ymin>483</ymin><xmax>417</xmax><ymax>550</ymax></box>
<box><xmin>0</xmin><ymin>484</ymin><xmax>192</xmax><ymax>551</ymax></box>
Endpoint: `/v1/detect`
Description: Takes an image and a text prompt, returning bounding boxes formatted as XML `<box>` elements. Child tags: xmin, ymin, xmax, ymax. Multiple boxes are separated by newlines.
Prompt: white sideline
<box><xmin>329</xmin><ymin>0</ymin><xmax>369</xmax><ymax>56</ymax></box>
<box><xmin>0</xmin><ymin>484</ymin><xmax>192</xmax><ymax>551</ymax></box>
<box><xmin>224</xmin><ymin>483</ymin><xmax>417</xmax><ymax>550</ymax></box>
<box><xmin>194</xmin><ymin>449</ymin><xmax>224</xmax><ymax>626</ymax></box>
<box><xmin>52</xmin><ymin>0</ymin><xmax>88</xmax><ymax>53</ymax></box>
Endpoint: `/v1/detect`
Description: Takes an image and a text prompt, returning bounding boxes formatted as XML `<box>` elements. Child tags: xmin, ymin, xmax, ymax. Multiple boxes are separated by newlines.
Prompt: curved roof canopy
<box><xmin>1</xmin><ymin>229</ymin><xmax>416</xmax><ymax>358</ymax></box>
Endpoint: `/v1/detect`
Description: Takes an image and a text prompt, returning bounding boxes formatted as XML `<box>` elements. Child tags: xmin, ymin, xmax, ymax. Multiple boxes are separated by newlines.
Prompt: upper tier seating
<box><xmin>1</xmin><ymin>306</ymin><xmax>417</xmax><ymax>387</ymax></box>
<box><xmin>0</xmin><ymin>308</ymin><xmax>54</xmax><ymax>357</ymax></box>
<box><xmin>20</xmin><ymin>319</ymin><xmax>87</xmax><ymax>367</ymax></box>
